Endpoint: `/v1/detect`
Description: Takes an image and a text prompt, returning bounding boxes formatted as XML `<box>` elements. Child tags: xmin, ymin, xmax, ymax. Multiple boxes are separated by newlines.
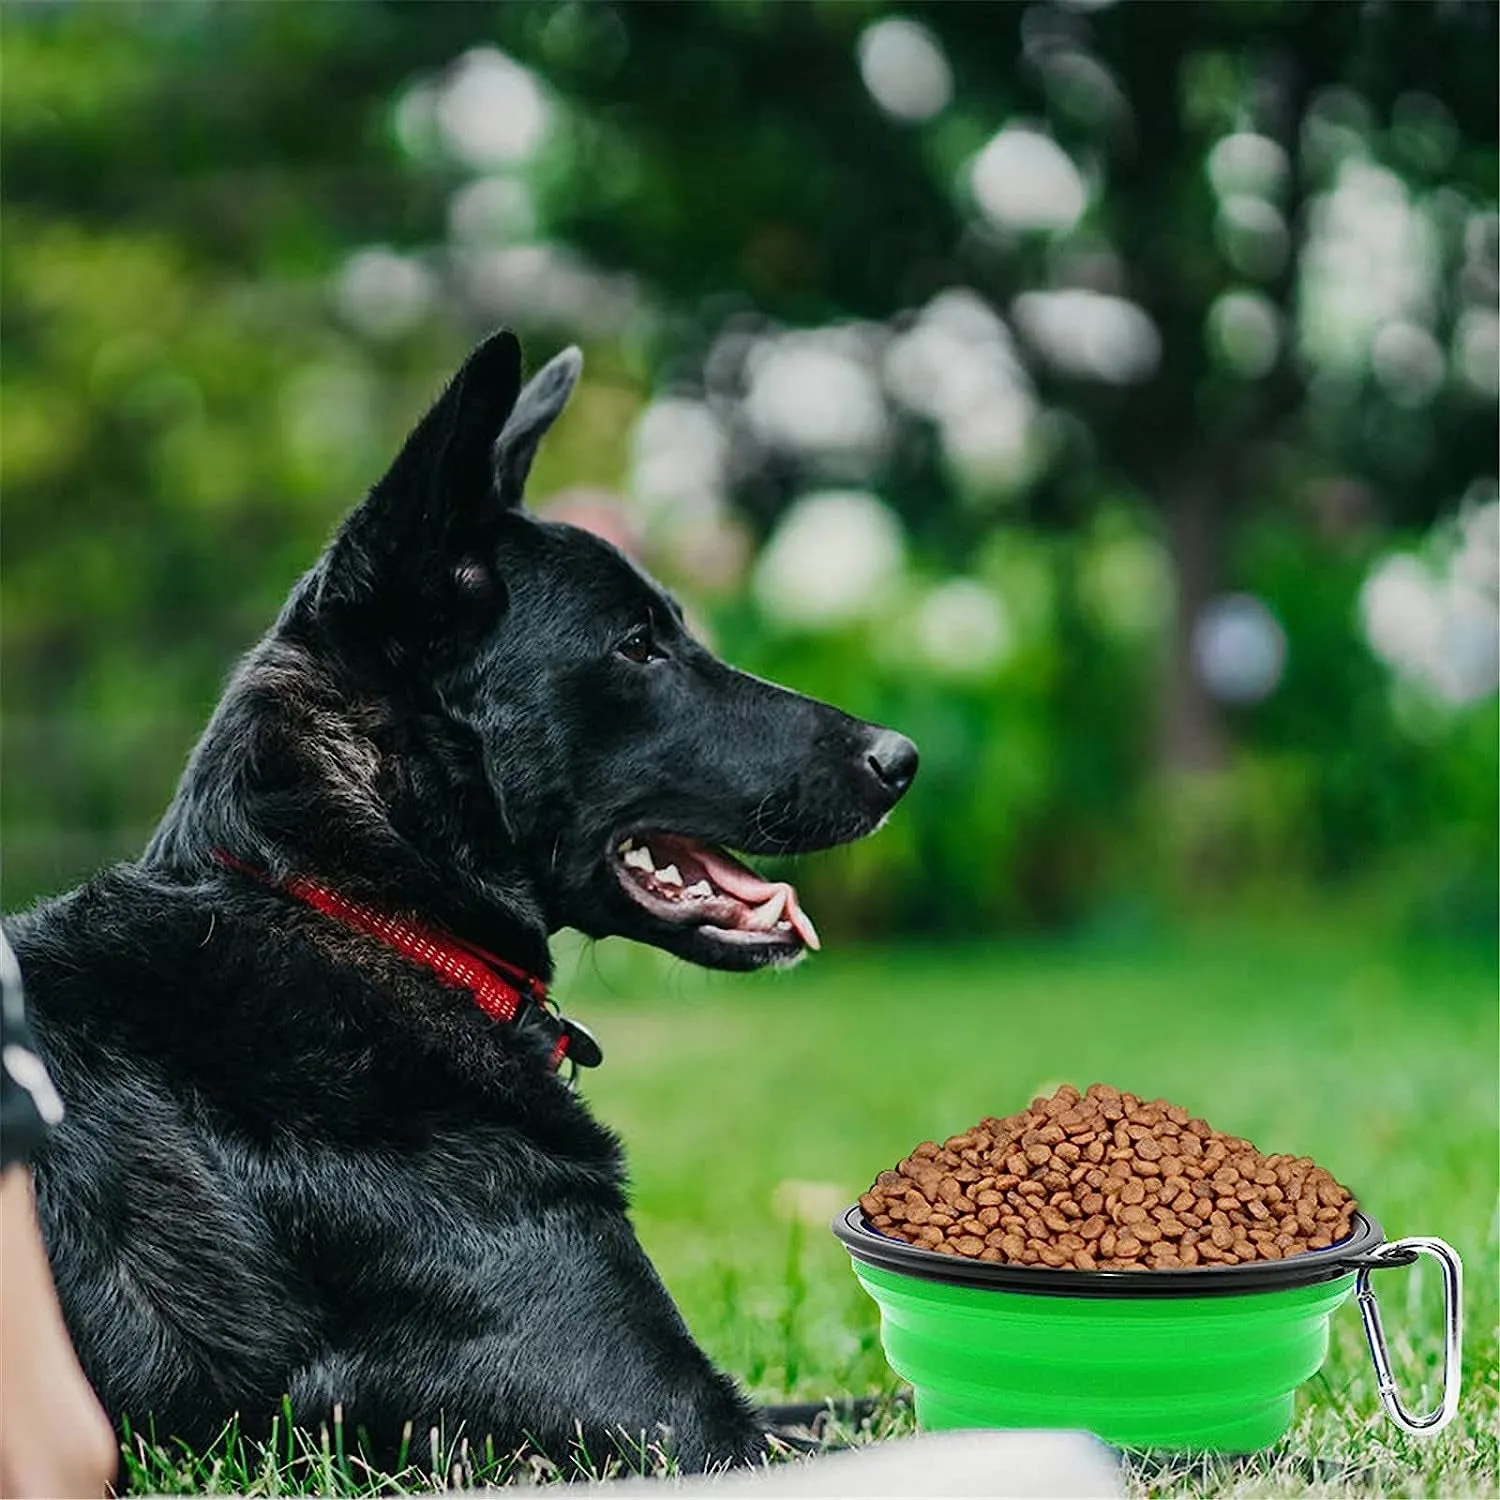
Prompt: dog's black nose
<box><xmin>863</xmin><ymin>728</ymin><xmax>919</xmax><ymax>799</ymax></box>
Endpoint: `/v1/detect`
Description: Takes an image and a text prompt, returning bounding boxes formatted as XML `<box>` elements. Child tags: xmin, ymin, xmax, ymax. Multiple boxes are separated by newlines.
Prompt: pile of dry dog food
<box><xmin>860</xmin><ymin>1083</ymin><xmax>1356</xmax><ymax>1270</ymax></box>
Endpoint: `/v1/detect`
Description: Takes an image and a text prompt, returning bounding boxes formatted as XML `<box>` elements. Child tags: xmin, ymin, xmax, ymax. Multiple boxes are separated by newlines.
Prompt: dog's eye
<box><xmin>615</xmin><ymin>625</ymin><xmax>664</xmax><ymax>664</ymax></box>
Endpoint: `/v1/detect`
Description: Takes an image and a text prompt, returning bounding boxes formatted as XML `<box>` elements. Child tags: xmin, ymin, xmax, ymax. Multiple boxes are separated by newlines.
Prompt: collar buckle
<box><xmin>557</xmin><ymin>1014</ymin><xmax>603</xmax><ymax>1071</ymax></box>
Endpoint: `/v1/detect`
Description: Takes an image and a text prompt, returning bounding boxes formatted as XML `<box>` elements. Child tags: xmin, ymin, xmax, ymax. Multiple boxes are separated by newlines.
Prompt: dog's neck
<box><xmin>145</xmin><ymin>636</ymin><xmax>556</xmax><ymax>982</ymax></box>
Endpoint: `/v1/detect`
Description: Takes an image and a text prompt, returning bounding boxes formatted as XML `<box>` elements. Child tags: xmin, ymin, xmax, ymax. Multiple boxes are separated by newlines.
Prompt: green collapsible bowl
<box><xmin>835</xmin><ymin>1205</ymin><xmax>1391</xmax><ymax>1452</ymax></box>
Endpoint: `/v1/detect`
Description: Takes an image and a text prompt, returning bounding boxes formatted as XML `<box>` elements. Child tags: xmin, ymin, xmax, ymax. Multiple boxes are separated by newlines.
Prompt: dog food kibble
<box><xmin>860</xmin><ymin>1084</ymin><xmax>1356</xmax><ymax>1270</ymax></box>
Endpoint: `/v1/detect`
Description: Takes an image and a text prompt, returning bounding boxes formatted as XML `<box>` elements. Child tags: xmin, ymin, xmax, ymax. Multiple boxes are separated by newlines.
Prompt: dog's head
<box><xmin>183</xmin><ymin>333</ymin><xmax>915</xmax><ymax>972</ymax></box>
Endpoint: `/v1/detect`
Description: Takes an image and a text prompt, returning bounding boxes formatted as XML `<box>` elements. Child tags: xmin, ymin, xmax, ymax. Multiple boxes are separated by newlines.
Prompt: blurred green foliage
<box><xmin>2</xmin><ymin>0</ymin><xmax>1495</xmax><ymax>942</ymax></box>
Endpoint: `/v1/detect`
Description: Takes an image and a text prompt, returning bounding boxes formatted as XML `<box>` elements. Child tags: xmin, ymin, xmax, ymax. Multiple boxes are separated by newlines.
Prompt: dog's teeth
<box><xmin>684</xmin><ymin>880</ymin><xmax>713</xmax><ymax>899</ymax></box>
<box><xmin>619</xmin><ymin>838</ymin><xmax>635</xmax><ymax>854</ymax></box>
<box><xmin>656</xmin><ymin>863</ymin><xmax>682</xmax><ymax>887</ymax></box>
<box><xmin>789</xmin><ymin>901</ymin><xmax>821</xmax><ymax>952</ymax></box>
<box><xmin>745</xmin><ymin>889</ymin><xmax>788</xmax><ymax>930</ymax></box>
<box><xmin>623</xmin><ymin>846</ymin><xmax>654</xmax><ymax>873</ymax></box>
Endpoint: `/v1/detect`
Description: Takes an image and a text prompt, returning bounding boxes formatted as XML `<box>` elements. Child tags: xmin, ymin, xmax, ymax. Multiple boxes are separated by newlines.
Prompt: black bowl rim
<box><xmin>832</xmin><ymin>1205</ymin><xmax>1388</xmax><ymax>1298</ymax></box>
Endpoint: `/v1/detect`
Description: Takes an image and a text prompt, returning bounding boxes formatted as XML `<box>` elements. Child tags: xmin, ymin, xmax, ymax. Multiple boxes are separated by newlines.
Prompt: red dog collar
<box><xmin>213</xmin><ymin>851</ymin><xmax>600</xmax><ymax>1075</ymax></box>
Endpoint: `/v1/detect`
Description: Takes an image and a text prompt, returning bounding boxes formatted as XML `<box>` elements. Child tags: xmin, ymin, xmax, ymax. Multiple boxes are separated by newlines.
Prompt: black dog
<box><xmin>10</xmin><ymin>332</ymin><xmax>916</xmax><ymax>1472</ymax></box>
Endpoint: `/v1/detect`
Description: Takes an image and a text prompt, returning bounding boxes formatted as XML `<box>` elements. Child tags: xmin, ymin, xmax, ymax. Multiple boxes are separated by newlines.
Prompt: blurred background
<box><xmin>4</xmin><ymin>6</ymin><xmax>1498</xmax><ymax>1472</ymax></box>
<box><xmin>2</xmin><ymin>0</ymin><xmax>1495</xmax><ymax>942</ymax></box>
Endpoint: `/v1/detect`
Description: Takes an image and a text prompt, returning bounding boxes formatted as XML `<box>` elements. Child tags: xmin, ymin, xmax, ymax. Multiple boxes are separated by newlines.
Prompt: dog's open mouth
<box><xmin>611</xmin><ymin>833</ymin><xmax>820</xmax><ymax>953</ymax></box>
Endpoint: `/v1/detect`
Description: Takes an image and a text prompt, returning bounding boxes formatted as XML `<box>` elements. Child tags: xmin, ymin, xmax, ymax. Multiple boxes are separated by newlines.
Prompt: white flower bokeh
<box><xmin>753</xmin><ymin>490</ymin><xmax>906</xmax><ymax>630</ymax></box>
<box><xmin>1360</xmin><ymin>498</ymin><xmax>1500</xmax><ymax>705</ymax></box>
<box><xmin>916</xmin><ymin>579</ymin><xmax>1014</xmax><ymax>678</ymax></box>
<box><xmin>857</xmin><ymin>17</ymin><xmax>953</xmax><ymax>124</ymax></box>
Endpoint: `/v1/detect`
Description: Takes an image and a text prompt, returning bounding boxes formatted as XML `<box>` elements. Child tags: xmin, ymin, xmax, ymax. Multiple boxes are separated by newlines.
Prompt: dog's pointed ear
<box><xmin>315</xmin><ymin>331</ymin><xmax>525</xmax><ymax>622</ymax></box>
<box><xmin>380</xmin><ymin>329</ymin><xmax>525</xmax><ymax>522</ymax></box>
<box><xmin>492</xmin><ymin>346</ymin><xmax>583</xmax><ymax>506</ymax></box>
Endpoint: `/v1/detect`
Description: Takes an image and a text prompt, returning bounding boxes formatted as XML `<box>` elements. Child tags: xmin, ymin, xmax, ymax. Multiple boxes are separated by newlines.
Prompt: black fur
<box><xmin>10</xmin><ymin>332</ymin><xmax>916</xmax><ymax>1472</ymax></box>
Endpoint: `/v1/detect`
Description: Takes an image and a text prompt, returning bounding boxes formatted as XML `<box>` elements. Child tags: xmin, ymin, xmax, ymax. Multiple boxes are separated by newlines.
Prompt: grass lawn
<box><xmin>125</xmin><ymin>920</ymin><xmax>1496</xmax><ymax>1496</ymax></box>
<box><xmin>571</xmin><ymin>920</ymin><xmax>1497</xmax><ymax>1498</ymax></box>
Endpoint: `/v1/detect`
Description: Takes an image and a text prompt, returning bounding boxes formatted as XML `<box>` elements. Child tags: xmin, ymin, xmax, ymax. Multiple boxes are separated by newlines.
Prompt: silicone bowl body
<box><xmin>834</xmin><ymin>1206</ymin><xmax>1386</xmax><ymax>1451</ymax></box>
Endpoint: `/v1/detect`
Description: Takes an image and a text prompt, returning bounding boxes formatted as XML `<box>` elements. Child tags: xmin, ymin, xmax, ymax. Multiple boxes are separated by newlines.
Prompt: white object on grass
<box><xmin>586</xmin><ymin>1429</ymin><xmax>1123</xmax><ymax>1497</ymax></box>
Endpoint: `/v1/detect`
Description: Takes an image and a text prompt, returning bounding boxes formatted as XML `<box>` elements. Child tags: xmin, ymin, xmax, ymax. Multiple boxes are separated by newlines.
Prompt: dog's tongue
<box><xmin>666</xmin><ymin>839</ymin><xmax>820</xmax><ymax>951</ymax></box>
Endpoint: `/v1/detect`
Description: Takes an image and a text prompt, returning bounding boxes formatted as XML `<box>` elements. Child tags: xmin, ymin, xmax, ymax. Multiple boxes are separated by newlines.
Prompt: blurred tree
<box><xmin>2</xmin><ymin>0</ymin><xmax>1494</xmax><ymax>931</ymax></box>
<box><xmin>486</xmin><ymin>0</ymin><xmax>1497</xmax><ymax>773</ymax></box>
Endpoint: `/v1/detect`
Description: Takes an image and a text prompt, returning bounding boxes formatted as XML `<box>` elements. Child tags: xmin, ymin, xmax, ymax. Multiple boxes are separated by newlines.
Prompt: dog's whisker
<box><xmin>751</xmin><ymin>795</ymin><xmax>803</xmax><ymax>855</ymax></box>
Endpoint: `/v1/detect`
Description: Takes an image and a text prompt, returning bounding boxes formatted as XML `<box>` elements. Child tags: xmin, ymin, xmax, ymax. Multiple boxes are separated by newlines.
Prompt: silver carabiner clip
<box><xmin>1356</xmin><ymin>1236</ymin><xmax>1463</xmax><ymax>1435</ymax></box>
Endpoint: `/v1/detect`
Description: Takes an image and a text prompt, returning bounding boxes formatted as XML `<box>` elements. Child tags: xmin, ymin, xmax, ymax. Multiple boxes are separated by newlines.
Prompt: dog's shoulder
<box><xmin>12</xmin><ymin>862</ymin><xmax>295</xmax><ymax>1016</ymax></box>
<box><xmin>9</xmin><ymin>862</ymin><xmax>209</xmax><ymax>1005</ymax></box>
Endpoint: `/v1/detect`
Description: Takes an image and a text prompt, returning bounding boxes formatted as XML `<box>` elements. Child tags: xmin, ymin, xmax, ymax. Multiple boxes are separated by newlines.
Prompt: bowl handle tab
<box><xmin>1355</xmin><ymin>1237</ymin><xmax>1463</xmax><ymax>1436</ymax></box>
